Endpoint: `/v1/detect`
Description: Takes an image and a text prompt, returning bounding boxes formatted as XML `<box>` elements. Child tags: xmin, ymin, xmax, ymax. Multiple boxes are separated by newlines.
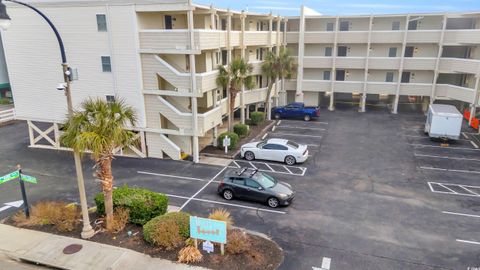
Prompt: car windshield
<box><xmin>286</xmin><ymin>140</ymin><xmax>299</xmax><ymax>149</ymax></box>
<box><xmin>255</xmin><ymin>173</ymin><xmax>277</xmax><ymax>188</ymax></box>
<box><xmin>257</xmin><ymin>141</ymin><xmax>267</xmax><ymax>148</ymax></box>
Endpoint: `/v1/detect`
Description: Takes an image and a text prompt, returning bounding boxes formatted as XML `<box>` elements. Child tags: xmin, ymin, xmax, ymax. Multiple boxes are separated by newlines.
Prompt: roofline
<box><xmin>285</xmin><ymin>11</ymin><xmax>480</xmax><ymax>19</ymax></box>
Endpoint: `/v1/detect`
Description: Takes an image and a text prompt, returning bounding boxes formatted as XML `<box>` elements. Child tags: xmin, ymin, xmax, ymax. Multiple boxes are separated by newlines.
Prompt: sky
<box><xmin>194</xmin><ymin>0</ymin><xmax>480</xmax><ymax>16</ymax></box>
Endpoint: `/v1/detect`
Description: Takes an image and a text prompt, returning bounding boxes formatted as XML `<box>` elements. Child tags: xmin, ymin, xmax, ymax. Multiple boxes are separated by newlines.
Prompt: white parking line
<box><xmin>232</xmin><ymin>160</ymin><xmax>307</xmax><ymax>176</ymax></box>
<box><xmin>409</xmin><ymin>144</ymin><xmax>480</xmax><ymax>151</ymax></box>
<box><xmin>414</xmin><ymin>153</ymin><xmax>480</xmax><ymax>162</ymax></box>
<box><xmin>137</xmin><ymin>171</ymin><xmax>214</xmax><ymax>182</ymax></box>
<box><xmin>283</xmin><ymin>166</ymin><xmax>293</xmax><ymax>174</ymax></box>
<box><xmin>420</xmin><ymin>166</ymin><xmax>480</xmax><ymax>175</ymax></box>
<box><xmin>271</xmin><ymin>132</ymin><xmax>323</xmax><ymax>138</ymax></box>
<box><xmin>178</xmin><ymin>167</ymin><xmax>227</xmax><ymax>211</ymax></box>
<box><xmin>405</xmin><ymin>134</ymin><xmax>470</xmax><ymax>142</ymax></box>
<box><xmin>277</xmin><ymin>126</ymin><xmax>326</xmax><ymax>131</ymax></box>
<box><xmin>249</xmin><ymin>162</ymin><xmax>257</xmax><ymax>169</ymax></box>
<box><xmin>456</xmin><ymin>239</ymin><xmax>480</xmax><ymax>245</ymax></box>
<box><xmin>442</xmin><ymin>211</ymin><xmax>480</xmax><ymax>218</ymax></box>
<box><xmin>282</xmin><ymin>120</ymin><xmax>328</xmax><ymax>125</ymax></box>
<box><xmin>428</xmin><ymin>181</ymin><xmax>480</xmax><ymax>197</ymax></box>
<box><xmin>470</xmin><ymin>141</ymin><xmax>479</xmax><ymax>149</ymax></box>
<box><xmin>166</xmin><ymin>194</ymin><xmax>286</xmax><ymax>215</ymax></box>
<box><xmin>462</xmin><ymin>132</ymin><xmax>469</xmax><ymax>139</ymax></box>
<box><xmin>262</xmin><ymin>133</ymin><xmax>268</xmax><ymax>140</ymax></box>
<box><xmin>264</xmin><ymin>163</ymin><xmax>275</xmax><ymax>171</ymax></box>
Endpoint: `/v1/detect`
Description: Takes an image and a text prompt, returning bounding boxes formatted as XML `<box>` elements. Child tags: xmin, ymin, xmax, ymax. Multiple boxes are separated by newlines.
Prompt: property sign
<box><xmin>189</xmin><ymin>216</ymin><xmax>227</xmax><ymax>244</ymax></box>
<box><xmin>223</xmin><ymin>136</ymin><xmax>231</xmax><ymax>147</ymax></box>
<box><xmin>202</xmin><ymin>240</ymin><xmax>214</xmax><ymax>253</ymax></box>
<box><xmin>0</xmin><ymin>171</ymin><xmax>19</xmax><ymax>185</ymax></box>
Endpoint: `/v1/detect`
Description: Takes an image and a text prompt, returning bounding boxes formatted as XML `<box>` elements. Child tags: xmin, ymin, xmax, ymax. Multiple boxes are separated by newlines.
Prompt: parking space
<box><xmin>229</xmin><ymin>160</ymin><xmax>307</xmax><ymax>176</ymax></box>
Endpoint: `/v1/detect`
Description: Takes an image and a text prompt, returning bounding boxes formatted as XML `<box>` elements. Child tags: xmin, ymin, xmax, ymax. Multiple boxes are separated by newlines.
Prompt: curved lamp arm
<box><xmin>3</xmin><ymin>0</ymin><xmax>67</xmax><ymax>63</ymax></box>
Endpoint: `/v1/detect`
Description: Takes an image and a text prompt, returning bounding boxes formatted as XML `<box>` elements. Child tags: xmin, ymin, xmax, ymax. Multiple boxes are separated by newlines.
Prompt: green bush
<box><xmin>217</xmin><ymin>132</ymin><xmax>239</xmax><ymax>150</ymax></box>
<box><xmin>94</xmin><ymin>185</ymin><xmax>168</xmax><ymax>225</ymax></box>
<box><xmin>0</xmin><ymin>98</ymin><xmax>12</xmax><ymax>105</ymax></box>
<box><xmin>143</xmin><ymin>212</ymin><xmax>191</xmax><ymax>245</ymax></box>
<box><xmin>233</xmin><ymin>124</ymin><xmax>249</xmax><ymax>138</ymax></box>
<box><xmin>250</xmin><ymin>112</ymin><xmax>265</xmax><ymax>125</ymax></box>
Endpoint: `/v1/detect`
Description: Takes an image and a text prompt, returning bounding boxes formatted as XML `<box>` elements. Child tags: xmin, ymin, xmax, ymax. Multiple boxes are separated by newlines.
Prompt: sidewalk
<box><xmin>0</xmin><ymin>224</ymin><xmax>207</xmax><ymax>270</ymax></box>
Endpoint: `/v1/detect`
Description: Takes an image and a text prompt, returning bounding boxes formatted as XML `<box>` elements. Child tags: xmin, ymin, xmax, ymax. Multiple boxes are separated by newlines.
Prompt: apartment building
<box><xmin>285</xmin><ymin>7</ymin><xmax>480</xmax><ymax>119</ymax></box>
<box><xmin>2</xmin><ymin>0</ymin><xmax>285</xmax><ymax>162</ymax></box>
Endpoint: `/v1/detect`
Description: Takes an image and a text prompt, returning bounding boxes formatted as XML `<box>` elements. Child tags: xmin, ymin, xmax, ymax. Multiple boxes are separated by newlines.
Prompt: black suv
<box><xmin>217</xmin><ymin>168</ymin><xmax>295</xmax><ymax>208</ymax></box>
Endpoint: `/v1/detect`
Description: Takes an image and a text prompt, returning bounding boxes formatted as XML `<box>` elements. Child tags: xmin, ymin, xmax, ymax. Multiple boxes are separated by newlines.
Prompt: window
<box><xmin>246</xmin><ymin>179</ymin><xmax>261</xmax><ymax>188</ymax></box>
<box><xmin>408</xmin><ymin>20</ymin><xmax>418</xmax><ymax>30</ymax></box>
<box><xmin>262</xmin><ymin>144</ymin><xmax>276</xmax><ymax>149</ymax></box>
<box><xmin>255</xmin><ymin>173</ymin><xmax>277</xmax><ymax>188</ymax></box>
<box><xmin>271</xmin><ymin>144</ymin><xmax>288</xmax><ymax>150</ymax></box>
<box><xmin>272</xmin><ymin>21</ymin><xmax>278</xmax><ymax>31</ymax></box>
<box><xmin>385</xmin><ymin>72</ymin><xmax>394</xmax><ymax>82</ymax></box>
<box><xmin>221</xmin><ymin>19</ymin><xmax>227</xmax><ymax>30</ymax></box>
<box><xmin>339</xmin><ymin>21</ymin><xmax>349</xmax><ymax>31</ymax></box>
<box><xmin>388</xmin><ymin>47</ymin><xmax>397</xmax><ymax>57</ymax></box>
<box><xmin>106</xmin><ymin>95</ymin><xmax>115</xmax><ymax>103</ymax></box>
<box><xmin>326</xmin><ymin>22</ymin><xmax>334</xmax><ymax>31</ymax></box>
<box><xmin>232</xmin><ymin>178</ymin><xmax>245</xmax><ymax>185</ymax></box>
<box><xmin>325</xmin><ymin>47</ymin><xmax>332</xmax><ymax>56</ymax></box>
<box><xmin>404</xmin><ymin>46</ymin><xmax>414</xmax><ymax>57</ymax></box>
<box><xmin>392</xmin><ymin>21</ymin><xmax>400</xmax><ymax>30</ymax></box>
<box><xmin>221</xmin><ymin>50</ymin><xmax>228</xmax><ymax>65</ymax></box>
<box><xmin>401</xmin><ymin>72</ymin><xmax>411</xmax><ymax>83</ymax></box>
<box><xmin>336</xmin><ymin>70</ymin><xmax>345</xmax><ymax>81</ymax></box>
<box><xmin>286</xmin><ymin>141</ymin><xmax>299</xmax><ymax>149</ymax></box>
<box><xmin>101</xmin><ymin>56</ymin><xmax>111</xmax><ymax>72</ymax></box>
<box><xmin>338</xmin><ymin>46</ymin><xmax>348</xmax><ymax>57</ymax></box>
<box><xmin>323</xmin><ymin>70</ymin><xmax>331</xmax><ymax>80</ymax></box>
<box><xmin>96</xmin><ymin>14</ymin><xmax>107</xmax><ymax>32</ymax></box>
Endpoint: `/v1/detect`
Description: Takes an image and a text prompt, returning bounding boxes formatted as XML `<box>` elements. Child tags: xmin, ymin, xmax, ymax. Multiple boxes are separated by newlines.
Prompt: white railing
<box><xmin>0</xmin><ymin>108</ymin><xmax>14</xmax><ymax>123</ymax></box>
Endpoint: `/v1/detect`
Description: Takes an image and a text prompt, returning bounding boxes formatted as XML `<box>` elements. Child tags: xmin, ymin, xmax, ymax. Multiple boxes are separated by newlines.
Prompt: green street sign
<box><xmin>0</xmin><ymin>171</ymin><xmax>19</xmax><ymax>185</ymax></box>
<box><xmin>20</xmin><ymin>174</ymin><xmax>37</xmax><ymax>184</ymax></box>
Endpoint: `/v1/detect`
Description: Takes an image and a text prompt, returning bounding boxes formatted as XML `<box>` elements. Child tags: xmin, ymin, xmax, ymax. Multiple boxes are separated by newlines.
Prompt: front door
<box><xmin>244</xmin><ymin>179</ymin><xmax>267</xmax><ymax>202</ymax></box>
<box><xmin>165</xmin><ymin>15</ymin><xmax>173</xmax><ymax>29</ymax></box>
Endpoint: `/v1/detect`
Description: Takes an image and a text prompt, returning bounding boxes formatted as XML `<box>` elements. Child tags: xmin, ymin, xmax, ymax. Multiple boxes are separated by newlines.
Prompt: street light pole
<box><xmin>0</xmin><ymin>0</ymin><xmax>94</xmax><ymax>238</ymax></box>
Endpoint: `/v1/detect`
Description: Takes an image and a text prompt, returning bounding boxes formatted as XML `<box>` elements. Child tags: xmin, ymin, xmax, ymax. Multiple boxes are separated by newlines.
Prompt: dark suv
<box><xmin>217</xmin><ymin>168</ymin><xmax>295</xmax><ymax>208</ymax></box>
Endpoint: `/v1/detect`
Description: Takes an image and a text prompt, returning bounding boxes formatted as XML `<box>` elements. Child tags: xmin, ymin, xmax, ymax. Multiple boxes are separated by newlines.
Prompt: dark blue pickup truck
<box><xmin>272</xmin><ymin>102</ymin><xmax>320</xmax><ymax>121</ymax></box>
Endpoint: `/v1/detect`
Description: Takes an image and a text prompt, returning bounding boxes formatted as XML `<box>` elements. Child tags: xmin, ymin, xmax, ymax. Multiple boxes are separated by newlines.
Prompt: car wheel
<box><xmin>304</xmin><ymin>115</ymin><xmax>311</xmax><ymax>121</ymax></box>
<box><xmin>267</xmin><ymin>197</ymin><xmax>279</xmax><ymax>208</ymax></box>
<box><xmin>285</xmin><ymin>155</ymin><xmax>296</xmax><ymax>165</ymax></box>
<box><xmin>223</xmin><ymin>189</ymin><xmax>234</xmax><ymax>200</ymax></box>
<box><xmin>274</xmin><ymin>113</ymin><xmax>281</xmax><ymax>119</ymax></box>
<box><xmin>244</xmin><ymin>151</ymin><xmax>255</xmax><ymax>161</ymax></box>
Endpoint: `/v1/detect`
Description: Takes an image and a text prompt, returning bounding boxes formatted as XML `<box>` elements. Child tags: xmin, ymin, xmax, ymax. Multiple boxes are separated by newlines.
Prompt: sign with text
<box><xmin>189</xmin><ymin>216</ymin><xmax>227</xmax><ymax>244</ymax></box>
<box><xmin>0</xmin><ymin>171</ymin><xmax>19</xmax><ymax>185</ymax></box>
<box><xmin>20</xmin><ymin>174</ymin><xmax>37</xmax><ymax>184</ymax></box>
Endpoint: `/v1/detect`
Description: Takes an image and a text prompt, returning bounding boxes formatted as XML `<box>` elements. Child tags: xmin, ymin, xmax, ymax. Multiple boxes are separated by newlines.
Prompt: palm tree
<box><xmin>60</xmin><ymin>98</ymin><xmax>137</xmax><ymax>230</ymax></box>
<box><xmin>216</xmin><ymin>58</ymin><xmax>255</xmax><ymax>131</ymax></box>
<box><xmin>262</xmin><ymin>47</ymin><xmax>296</xmax><ymax>119</ymax></box>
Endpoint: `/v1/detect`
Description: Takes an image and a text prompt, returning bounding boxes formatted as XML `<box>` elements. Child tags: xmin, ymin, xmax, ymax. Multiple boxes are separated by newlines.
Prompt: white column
<box><xmin>280</xmin><ymin>18</ymin><xmax>288</xmax><ymax>106</ymax></box>
<box><xmin>240</xmin><ymin>12</ymin><xmax>246</xmax><ymax>124</ymax></box>
<box><xmin>274</xmin><ymin>16</ymin><xmax>281</xmax><ymax>108</ymax></box>
<box><xmin>430</xmin><ymin>14</ymin><xmax>447</xmax><ymax>105</ymax></box>
<box><xmin>295</xmin><ymin>6</ymin><xmax>305</xmax><ymax>103</ymax></box>
<box><xmin>267</xmin><ymin>14</ymin><xmax>274</xmax><ymax>120</ymax></box>
<box><xmin>360</xmin><ymin>16</ymin><xmax>373</xmax><ymax>113</ymax></box>
<box><xmin>393</xmin><ymin>15</ymin><xmax>410</xmax><ymax>114</ymax></box>
<box><xmin>187</xmin><ymin>1</ymin><xmax>199</xmax><ymax>163</ymax></box>
<box><xmin>329</xmin><ymin>16</ymin><xmax>340</xmax><ymax>111</ymax></box>
<box><xmin>227</xmin><ymin>10</ymin><xmax>233</xmax><ymax>129</ymax></box>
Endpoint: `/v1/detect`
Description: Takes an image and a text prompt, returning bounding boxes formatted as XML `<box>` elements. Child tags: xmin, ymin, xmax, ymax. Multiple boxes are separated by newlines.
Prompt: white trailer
<box><xmin>424</xmin><ymin>104</ymin><xmax>463</xmax><ymax>140</ymax></box>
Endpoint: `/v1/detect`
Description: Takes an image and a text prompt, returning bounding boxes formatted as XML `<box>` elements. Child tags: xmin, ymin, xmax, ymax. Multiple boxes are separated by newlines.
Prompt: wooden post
<box><xmin>194</xmin><ymin>238</ymin><xmax>198</xmax><ymax>248</ymax></box>
<box><xmin>220</xmin><ymin>243</ymin><xmax>225</xmax><ymax>255</ymax></box>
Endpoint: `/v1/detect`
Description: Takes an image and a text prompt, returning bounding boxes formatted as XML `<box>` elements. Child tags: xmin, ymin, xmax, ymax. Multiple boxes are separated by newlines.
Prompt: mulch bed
<box><xmin>4</xmin><ymin>212</ymin><xmax>283</xmax><ymax>270</ymax></box>
<box><xmin>201</xmin><ymin>120</ymin><xmax>275</xmax><ymax>159</ymax></box>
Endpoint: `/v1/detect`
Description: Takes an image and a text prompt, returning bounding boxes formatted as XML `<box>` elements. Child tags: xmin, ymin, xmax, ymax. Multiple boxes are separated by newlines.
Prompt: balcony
<box><xmin>302</xmin><ymin>80</ymin><xmax>331</xmax><ymax>92</ymax></box>
<box><xmin>368</xmin><ymin>57</ymin><xmax>401</xmax><ymax>70</ymax></box>
<box><xmin>336</xmin><ymin>57</ymin><xmax>366</xmax><ymax>69</ymax></box>
<box><xmin>406</xmin><ymin>30</ymin><xmax>441</xmax><ymax>43</ymax></box>
<box><xmin>286</xmin><ymin>32</ymin><xmax>299</xmax><ymax>43</ymax></box>
<box><xmin>435</xmin><ymin>84</ymin><xmax>475</xmax><ymax>103</ymax></box>
<box><xmin>303</xmin><ymin>57</ymin><xmax>332</xmax><ymax>68</ymax></box>
<box><xmin>198</xmin><ymin>103</ymin><xmax>224</xmax><ymax>135</ymax></box>
<box><xmin>370</xmin><ymin>31</ymin><xmax>404</xmax><ymax>43</ymax></box>
<box><xmin>438</xmin><ymin>58</ymin><xmax>480</xmax><ymax>74</ymax></box>
<box><xmin>304</xmin><ymin>32</ymin><xmax>334</xmax><ymax>43</ymax></box>
<box><xmin>399</xmin><ymin>83</ymin><xmax>432</xmax><ymax>96</ymax></box>
<box><xmin>402</xmin><ymin>58</ymin><xmax>437</xmax><ymax>70</ymax></box>
<box><xmin>139</xmin><ymin>29</ymin><xmax>228</xmax><ymax>53</ymax></box>
<box><xmin>244</xmin><ymin>88</ymin><xmax>268</xmax><ymax>104</ymax></box>
<box><xmin>244</xmin><ymin>31</ymin><xmax>270</xmax><ymax>46</ymax></box>
<box><xmin>366</xmin><ymin>82</ymin><xmax>397</xmax><ymax>95</ymax></box>
<box><xmin>334</xmin><ymin>81</ymin><xmax>364</xmax><ymax>93</ymax></box>
<box><xmin>250</xmin><ymin>61</ymin><xmax>263</xmax><ymax>75</ymax></box>
<box><xmin>336</xmin><ymin>31</ymin><xmax>369</xmax><ymax>44</ymax></box>
<box><xmin>443</xmin><ymin>29</ymin><xmax>480</xmax><ymax>44</ymax></box>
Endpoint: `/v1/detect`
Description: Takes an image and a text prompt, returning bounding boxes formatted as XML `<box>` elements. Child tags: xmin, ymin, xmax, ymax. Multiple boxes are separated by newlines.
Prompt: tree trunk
<box><xmin>98</xmin><ymin>156</ymin><xmax>114</xmax><ymax>231</ymax></box>
<box><xmin>264</xmin><ymin>76</ymin><xmax>276</xmax><ymax>120</ymax></box>
<box><xmin>229</xmin><ymin>87</ymin><xmax>238</xmax><ymax>132</ymax></box>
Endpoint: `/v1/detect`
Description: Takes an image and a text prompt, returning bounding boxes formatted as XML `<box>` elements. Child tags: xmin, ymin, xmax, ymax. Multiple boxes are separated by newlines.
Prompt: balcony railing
<box><xmin>435</xmin><ymin>84</ymin><xmax>476</xmax><ymax>103</ymax></box>
<box><xmin>139</xmin><ymin>29</ymin><xmax>229</xmax><ymax>52</ymax></box>
<box><xmin>402</xmin><ymin>57</ymin><xmax>437</xmax><ymax>70</ymax></box>
<box><xmin>438</xmin><ymin>58</ymin><xmax>480</xmax><ymax>74</ymax></box>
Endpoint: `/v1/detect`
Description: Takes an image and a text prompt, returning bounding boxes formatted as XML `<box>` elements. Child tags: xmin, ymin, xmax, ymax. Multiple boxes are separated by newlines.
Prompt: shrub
<box><xmin>178</xmin><ymin>246</ymin><xmax>203</xmax><ymax>264</ymax></box>
<box><xmin>143</xmin><ymin>212</ymin><xmax>191</xmax><ymax>247</ymax></box>
<box><xmin>12</xmin><ymin>201</ymin><xmax>80</xmax><ymax>232</ymax></box>
<box><xmin>217</xmin><ymin>132</ymin><xmax>239</xmax><ymax>150</ymax></box>
<box><xmin>94</xmin><ymin>185</ymin><xmax>168</xmax><ymax>225</ymax></box>
<box><xmin>249</xmin><ymin>112</ymin><xmax>265</xmax><ymax>126</ymax></box>
<box><xmin>208</xmin><ymin>208</ymin><xmax>233</xmax><ymax>229</ymax></box>
<box><xmin>109</xmin><ymin>207</ymin><xmax>130</xmax><ymax>233</ymax></box>
<box><xmin>226</xmin><ymin>229</ymin><xmax>251</xmax><ymax>255</ymax></box>
<box><xmin>0</xmin><ymin>98</ymin><xmax>11</xmax><ymax>105</ymax></box>
<box><xmin>233</xmin><ymin>124</ymin><xmax>249</xmax><ymax>138</ymax></box>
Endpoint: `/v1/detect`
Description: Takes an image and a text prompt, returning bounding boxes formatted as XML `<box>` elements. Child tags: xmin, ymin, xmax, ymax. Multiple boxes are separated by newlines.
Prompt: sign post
<box><xmin>223</xmin><ymin>136</ymin><xmax>231</xmax><ymax>154</ymax></box>
<box><xmin>190</xmin><ymin>216</ymin><xmax>227</xmax><ymax>255</ymax></box>
<box><xmin>0</xmin><ymin>165</ymin><xmax>38</xmax><ymax>218</ymax></box>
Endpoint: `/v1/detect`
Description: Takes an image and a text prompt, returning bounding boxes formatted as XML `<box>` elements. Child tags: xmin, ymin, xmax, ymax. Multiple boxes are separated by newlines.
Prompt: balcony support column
<box><xmin>279</xmin><ymin>18</ymin><xmax>288</xmax><ymax>106</ymax></box>
<box><xmin>329</xmin><ymin>16</ymin><xmax>340</xmax><ymax>111</ymax></box>
<box><xmin>227</xmin><ymin>9</ymin><xmax>233</xmax><ymax>129</ymax></box>
<box><xmin>469</xmin><ymin>75</ymin><xmax>480</xmax><ymax>125</ymax></box>
<box><xmin>430</xmin><ymin>14</ymin><xmax>447</xmax><ymax>105</ymax></box>
<box><xmin>213</xmin><ymin>89</ymin><xmax>219</xmax><ymax>147</ymax></box>
<box><xmin>209</xmin><ymin>5</ymin><xmax>216</xmax><ymax>30</ymax></box>
<box><xmin>360</xmin><ymin>16</ymin><xmax>373</xmax><ymax>113</ymax></box>
<box><xmin>393</xmin><ymin>15</ymin><xmax>411</xmax><ymax>114</ymax></box>
<box><xmin>240</xmin><ymin>12</ymin><xmax>246</xmax><ymax>124</ymax></box>
<box><xmin>295</xmin><ymin>6</ymin><xmax>306</xmax><ymax>103</ymax></box>
<box><xmin>187</xmin><ymin>0</ymin><xmax>199</xmax><ymax>163</ymax></box>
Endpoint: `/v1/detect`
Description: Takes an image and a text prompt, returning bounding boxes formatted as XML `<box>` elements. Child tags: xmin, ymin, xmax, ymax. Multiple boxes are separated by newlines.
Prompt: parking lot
<box><xmin>1</xmin><ymin>108</ymin><xmax>480</xmax><ymax>270</ymax></box>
